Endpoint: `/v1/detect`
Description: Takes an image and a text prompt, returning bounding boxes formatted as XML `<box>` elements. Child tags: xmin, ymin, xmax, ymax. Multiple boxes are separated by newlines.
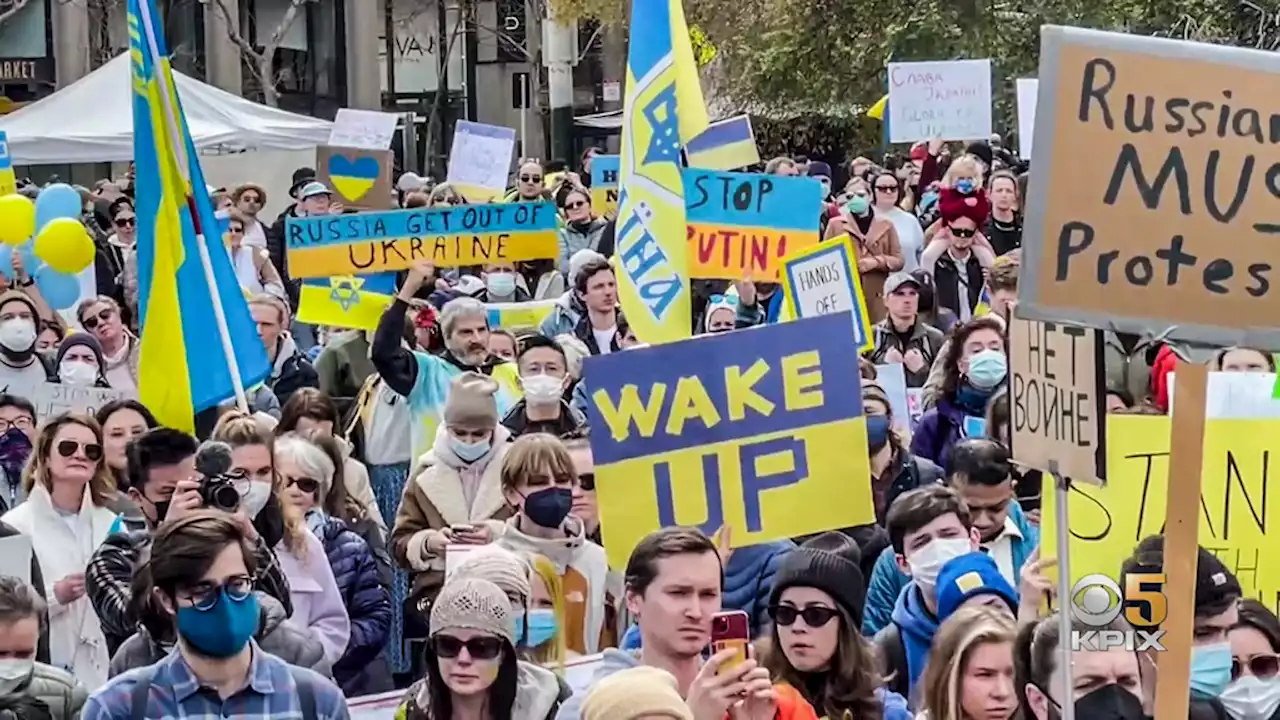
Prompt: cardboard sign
<box><xmin>779</xmin><ymin>236</ymin><xmax>874</xmax><ymax>352</ymax></box>
<box><xmin>446</xmin><ymin>121</ymin><xmax>517</xmax><ymax>201</ymax></box>
<box><xmin>887</xmin><ymin>59</ymin><xmax>993</xmax><ymax>143</ymax></box>
<box><xmin>0</xmin><ymin>131</ymin><xmax>15</xmax><ymax>196</ymax></box>
<box><xmin>328</xmin><ymin>108</ymin><xmax>400</xmax><ymax>150</ymax></box>
<box><xmin>685</xmin><ymin>170</ymin><xmax>822</xmax><ymax>281</ymax></box>
<box><xmin>1016</xmin><ymin>78</ymin><xmax>1039</xmax><ymax>160</ymax></box>
<box><xmin>684</xmin><ymin>115</ymin><xmax>760</xmax><ymax>171</ymax></box>
<box><xmin>590</xmin><ymin>155</ymin><xmax>620</xmax><ymax>217</ymax></box>
<box><xmin>1041</xmin><ymin>416</ymin><xmax>1280</xmax><ymax>614</ymax></box>
<box><xmin>316</xmin><ymin>145</ymin><xmax>394</xmax><ymax>210</ymax></box>
<box><xmin>33</xmin><ymin>383</ymin><xmax>133</xmax><ymax>418</ymax></box>
<box><xmin>583</xmin><ymin>314</ymin><xmax>875</xmax><ymax>569</ymax></box>
<box><xmin>1009</xmin><ymin>317</ymin><xmax>1107</xmax><ymax>484</ymax></box>
<box><xmin>284</xmin><ymin>202</ymin><xmax>559</xmax><ymax>278</ymax></box>
<box><xmin>1021</xmin><ymin>26</ymin><xmax>1280</xmax><ymax>347</ymax></box>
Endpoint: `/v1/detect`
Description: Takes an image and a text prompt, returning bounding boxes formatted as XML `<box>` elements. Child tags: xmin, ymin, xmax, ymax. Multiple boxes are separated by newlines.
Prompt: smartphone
<box><xmin>709</xmin><ymin>610</ymin><xmax>749</xmax><ymax>674</ymax></box>
<box><xmin>450</xmin><ymin>524</ymin><xmax>477</xmax><ymax>534</ymax></box>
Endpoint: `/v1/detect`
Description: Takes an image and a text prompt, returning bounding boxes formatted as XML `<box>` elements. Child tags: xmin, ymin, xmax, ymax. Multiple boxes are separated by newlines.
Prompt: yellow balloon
<box><xmin>34</xmin><ymin>218</ymin><xmax>95</xmax><ymax>273</ymax></box>
<box><xmin>0</xmin><ymin>194</ymin><xmax>35</xmax><ymax>246</ymax></box>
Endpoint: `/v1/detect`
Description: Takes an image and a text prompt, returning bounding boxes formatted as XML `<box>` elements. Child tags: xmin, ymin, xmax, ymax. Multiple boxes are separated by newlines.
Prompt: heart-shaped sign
<box><xmin>327</xmin><ymin>154</ymin><xmax>381</xmax><ymax>201</ymax></box>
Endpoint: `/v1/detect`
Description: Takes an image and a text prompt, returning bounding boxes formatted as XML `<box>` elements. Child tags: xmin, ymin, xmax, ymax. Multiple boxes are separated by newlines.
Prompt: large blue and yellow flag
<box><xmin>130</xmin><ymin>0</ymin><xmax>270</xmax><ymax>432</ymax></box>
<box><xmin>298</xmin><ymin>272</ymin><xmax>397</xmax><ymax>331</ymax></box>
<box><xmin>614</xmin><ymin>0</ymin><xmax>708</xmax><ymax>344</ymax></box>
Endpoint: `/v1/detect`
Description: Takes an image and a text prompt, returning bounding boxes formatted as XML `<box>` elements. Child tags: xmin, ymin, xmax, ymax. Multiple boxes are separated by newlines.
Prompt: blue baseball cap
<box><xmin>936</xmin><ymin>552</ymin><xmax>1018</xmax><ymax>622</ymax></box>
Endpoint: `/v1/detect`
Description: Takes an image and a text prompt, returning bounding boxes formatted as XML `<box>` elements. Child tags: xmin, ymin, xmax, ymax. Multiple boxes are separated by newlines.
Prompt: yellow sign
<box><xmin>1042</xmin><ymin>416</ymin><xmax>1280</xmax><ymax>614</ymax></box>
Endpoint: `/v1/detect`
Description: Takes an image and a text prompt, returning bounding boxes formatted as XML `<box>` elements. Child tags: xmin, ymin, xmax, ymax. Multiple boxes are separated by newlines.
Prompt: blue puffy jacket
<box><xmin>621</xmin><ymin>540</ymin><xmax>795</xmax><ymax>648</ymax></box>
<box><xmin>861</xmin><ymin>502</ymin><xmax>1039</xmax><ymax>636</ymax></box>
<box><xmin>315</xmin><ymin>516</ymin><xmax>393</xmax><ymax>696</ymax></box>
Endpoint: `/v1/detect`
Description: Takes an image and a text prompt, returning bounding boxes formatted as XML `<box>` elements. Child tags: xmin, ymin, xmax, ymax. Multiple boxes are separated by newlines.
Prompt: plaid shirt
<box><xmin>82</xmin><ymin>640</ymin><xmax>349</xmax><ymax>719</ymax></box>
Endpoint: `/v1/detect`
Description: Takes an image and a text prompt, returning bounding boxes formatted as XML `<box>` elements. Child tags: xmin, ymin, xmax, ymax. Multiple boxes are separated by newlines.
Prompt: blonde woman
<box><xmin>918</xmin><ymin>605</ymin><xmax>1018</xmax><ymax>720</ymax></box>
<box><xmin>3</xmin><ymin>413</ymin><xmax>122</xmax><ymax>688</ymax></box>
<box><xmin>527</xmin><ymin>553</ymin><xmax>573</xmax><ymax>669</ymax></box>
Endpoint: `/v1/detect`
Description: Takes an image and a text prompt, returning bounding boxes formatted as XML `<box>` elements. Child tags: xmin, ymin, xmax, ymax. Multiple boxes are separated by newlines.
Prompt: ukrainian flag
<box><xmin>614</xmin><ymin>0</ymin><xmax>708</xmax><ymax>344</ymax></box>
<box><xmin>298</xmin><ymin>272</ymin><xmax>397</xmax><ymax>331</ymax></box>
<box><xmin>974</xmin><ymin>285</ymin><xmax>992</xmax><ymax>318</ymax></box>
<box><xmin>130</xmin><ymin>0</ymin><xmax>270</xmax><ymax>432</ymax></box>
<box><xmin>684</xmin><ymin>115</ymin><xmax>758</xmax><ymax>171</ymax></box>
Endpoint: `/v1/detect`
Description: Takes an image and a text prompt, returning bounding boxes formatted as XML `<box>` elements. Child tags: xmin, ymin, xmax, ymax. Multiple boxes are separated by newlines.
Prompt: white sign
<box><xmin>1016</xmin><ymin>78</ymin><xmax>1038</xmax><ymax>160</ymax></box>
<box><xmin>1168</xmin><ymin>372</ymin><xmax>1280</xmax><ymax>419</ymax></box>
<box><xmin>602</xmin><ymin>81</ymin><xmax>621</xmax><ymax>103</ymax></box>
<box><xmin>887</xmin><ymin>59</ymin><xmax>993</xmax><ymax>143</ymax></box>
<box><xmin>329</xmin><ymin>109</ymin><xmax>401</xmax><ymax>151</ymax></box>
<box><xmin>446</xmin><ymin>121</ymin><xmax>517</xmax><ymax>198</ymax></box>
<box><xmin>874</xmin><ymin>363</ymin><xmax>912</xmax><ymax>436</ymax></box>
<box><xmin>32</xmin><ymin>383</ymin><xmax>133</xmax><ymax>419</ymax></box>
<box><xmin>0</xmin><ymin>535</ymin><xmax>31</xmax><ymax>583</ymax></box>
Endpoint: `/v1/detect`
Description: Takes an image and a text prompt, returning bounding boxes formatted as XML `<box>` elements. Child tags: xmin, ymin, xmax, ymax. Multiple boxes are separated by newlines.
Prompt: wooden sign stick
<box><xmin>1153</xmin><ymin>361</ymin><xmax>1207</xmax><ymax>720</ymax></box>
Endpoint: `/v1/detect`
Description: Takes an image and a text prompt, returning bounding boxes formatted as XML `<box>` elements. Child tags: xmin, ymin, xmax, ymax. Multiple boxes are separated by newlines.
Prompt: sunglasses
<box><xmin>1233</xmin><ymin>654</ymin><xmax>1280</xmax><ymax>680</ymax></box>
<box><xmin>768</xmin><ymin>604</ymin><xmax>839</xmax><ymax>628</ymax></box>
<box><xmin>285</xmin><ymin>475</ymin><xmax>321</xmax><ymax>494</ymax></box>
<box><xmin>114</xmin><ymin>217</ymin><xmax>136</xmax><ymax>228</ymax></box>
<box><xmin>240</xmin><ymin>196</ymin><xmax>262</xmax><ymax>205</ymax></box>
<box><xmin>875</xmin><ymin>184</ymin><xmax>899</xmax><ymax>192</ymax></box>
<box><xmin>565</xmin><ymin>200</ymin><xmax>588</xmax><ymax>210</ymax></box>
<box><xmin>707</xmin><ymin>294</ymin><xmax>739</xmax><ymax>307</ymax></box>
<box><xmin>949</xmin><ymin>226</ymin><xmax>977</xmax><ymax>239</ymax></box>
<box><xmin>82</xmin><ymin>308</ymin><xmax>115</xmax><ymax>331</ymax></box>
<box><xmin>229</xmin><ymin>225</ymin><xmax>245</xmax><ymax>234</ymax></box>
<box><xmin>578</xmin><ymin>472</ymin><xmax>595</xmax><ymax>491</ymax></box>
<box><xmin>520</xmin><ymin>174</ymin><xmax>543</xmax><ymax>183</ymax></box>
<box><xmin>433</xmin><ymin>634</ymin><xmax>504</xmax><ymax>660</ymax></box>
<box><xmin>56</xmin><ymin>440</ymin><xmax>102</xmax><ymax>462</ymax></box>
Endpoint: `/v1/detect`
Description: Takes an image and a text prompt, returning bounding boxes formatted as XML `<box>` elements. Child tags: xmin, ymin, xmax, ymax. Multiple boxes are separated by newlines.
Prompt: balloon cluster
<box><xmin>0</xmin><ymin>183</ymin><xmax>94</xmax><ymax>310</ymax></box>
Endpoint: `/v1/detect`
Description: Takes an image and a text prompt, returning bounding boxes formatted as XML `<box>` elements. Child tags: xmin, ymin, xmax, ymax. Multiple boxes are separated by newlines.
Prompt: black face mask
<box><xmin>1045</xmin><ymin>683</ymin><xmax>1148</xmax><ymax>720</ymax></box>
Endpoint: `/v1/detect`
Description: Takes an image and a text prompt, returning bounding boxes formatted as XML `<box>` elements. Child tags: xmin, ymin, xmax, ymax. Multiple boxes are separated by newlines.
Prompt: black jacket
<box><xmin>932</xmin><ymin>251</ymin><xmax>985</xmax><ymax>320</ymax></box>
<box><xmin>268</xmin><ymin>342</ymin><xmax>320</xmax><ymax>407</ymax></box>
<box><xmin>501</xmin><ymin>399</ymin><xmax>587</xmax><ymax>438</ymax></box>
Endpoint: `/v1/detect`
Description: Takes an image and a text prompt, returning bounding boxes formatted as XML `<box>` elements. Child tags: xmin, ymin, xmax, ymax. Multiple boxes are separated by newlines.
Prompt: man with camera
<box><xmin>86</xmin><ymin>429</ymin><xmax>293</xmax><ymax>654</ymax></box>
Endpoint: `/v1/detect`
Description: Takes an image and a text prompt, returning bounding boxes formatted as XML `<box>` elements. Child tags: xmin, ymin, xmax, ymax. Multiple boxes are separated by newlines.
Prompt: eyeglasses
<box><xmin>229</xmin><ymin>225</ymin><xmax>245</xmax><ymax>234</ymax></box>
<box><xmin>520</xmin><ymin>174</ymin><xmax>543</xmax><ymax>183</ymax></box>
<box><xmin>565</xmin><ymin>200</ymin><xmax>588</xmax><ymax>210</ymax></box>
<box><xmin>578</xmin><ymin>472</ymin><xmax>595</xmax><ymax>491</ymax></box>
<box><xmin>1233</xmin><ymin>654</ymin><xmax>1280</xmax><ymax>680</ymax></box>
<box><xmin>81</xmin><ymin>308</ymin><xmax>116</xmax><ymax>331</ymax></box>
<box><xmin>182</xmin><ymin>575</ymin><xmax>254</xmax><ymax>611</ymax></box>
<box><xmin>768</xmin><ymin>604</ymin><xmax>840</xmax><ymax>628</ymax></box>
<box><xmin>875</xmin><ymin>184</ymin><xmax>899</xmax><ymax>192</ymax></box>
<box><xmin>949</xmin><ymin>226</ymin><xmax>977</xmax><ymax>239</ymax></box>
<box><xmin>285</xmin><ymin>475</ymin><xmax>321</xmax><ymax>494</ymax></box>
<box><xmin>56</xmin><ymin>440</ymin><xmax>103</xmax><ymax>462</ymax></box>
<box><xmin>433</xmin><ymin>634</ymin><xmax>504</xmax><ymax>660</ymax></box>
<box><xmin>114</xmin><ymin>217</ymin><xmax>136</xmax><ymax>228</ymax></box>
<box><xmin>0</xmin><ymin>417</ymin><xmax>33</xmax><ymax>433</ymax></box>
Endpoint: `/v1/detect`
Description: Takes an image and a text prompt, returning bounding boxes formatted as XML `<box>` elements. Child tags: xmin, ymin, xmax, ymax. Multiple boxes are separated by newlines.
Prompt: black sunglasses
<box><xmin>240</xmin><ymin>195</ymin><xmax>262</xmax><ymax>205</ymax></box>
<box><xmin>433</xmin><ymin>634</ymin><xmax>504</xmax><ymax>660</ymax></box>
<box><xmin>56</xmin><ymin>440</ymin><xmax>102</xmax><ymax>462</ymax></box>
<box><xmin>769</xmin><ymin>604</ymin><xmax>839</xmax><ymax>628</ymax></box>
<box><xmin>82</xmin><ymin>308</ymin><xmax>115</xmax><ymax>331</ymax></box>
<box><xmin>285</xmin><ymin>475</ymin><xmax>320</xmax><ymax>494</ymax></box>
<box><xmin>114</xmin><ymin>217</ymin><xmax>136</xmax><ymax>228</ymax></box>
<box><xmin>949</xmin><ymin>226</ymin><xmax>977</xmax><ymax>239</ymax></box>
<box><xmin>578</xmin><ymin>472</ymin><xmax>595</xmax><ymax>491</ymax></box>
<box><xmin>520</xmin><ymin>174</ymin><xmax>543</xmax><ymax>183</ymax></box>
<box><xmin>229</xmin><ymin>225</ymin><xmax>245</xmax><ymax>233</ymax></box>
<box><xmin>875</xmin><ymin>184</ymin><xmax>899</xmax><ymax>192</ymax></box>
<box><xmin>565</xmin><ymin>200</ymin><xmax>588</xmax><ymax>210</ymax></box>
<box><xmin>1233</xmin><ymin>654</ymin><xmax>1280</xmax><ymax>680</ymax></box>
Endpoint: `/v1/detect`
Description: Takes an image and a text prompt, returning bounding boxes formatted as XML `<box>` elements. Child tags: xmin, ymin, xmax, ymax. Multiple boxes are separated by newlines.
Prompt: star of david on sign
<box><xmin>329</xmin><ymin>276</ymin><xmax>364</xmax><ymax>312</ymax></box>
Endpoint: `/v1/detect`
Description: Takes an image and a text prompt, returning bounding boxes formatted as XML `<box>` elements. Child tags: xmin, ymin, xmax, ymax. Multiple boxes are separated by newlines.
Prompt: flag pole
<box><xmin>135</xmin><ymin>0</ymin><xmax>250</xmax><ymax>416</ymax></box>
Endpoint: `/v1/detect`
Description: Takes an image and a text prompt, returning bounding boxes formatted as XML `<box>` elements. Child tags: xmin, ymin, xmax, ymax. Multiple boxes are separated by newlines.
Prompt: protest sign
<box><xmin>1169</xmin><ymin>372</ymin><xmax>1280</xmax><ymax>419</ymax></box>
<box><xmin>1016</xmin><ymin>78</ymin><xmax>1039</xmax><ymax>160</ymax></box>
<box><xmin>283</xmin><ymin>202</ymin><xmax>559</xmax><ymax>278</ymax></box>
<box><xmin>779</xmin><ymin>236</ymin><xmax>874</xmax><ymax>352</ymax></box>
<box><xmin>874</xmin><ymin>363</ymin><xmax>911</xmax><ymax>435</ymax></box>
<box><xmin>328</xmin><ymin>108</ymin><xmax>399</xmax><ymax>150</ymax></box>
<box><xmin>0</xmin><ymin>132</ymin><xmax>16</xmax><ymax>196</ymax></box>
<box><xmin>590</xmin><ymin>155</ymin><xmax>619</xmax><ymax>217</ymax></box>
<box><xmin>685</xmin><ymin>170</ymin><xmax>822</xmax><ymax>281</ymax></box>
<box><xmin>297</xmin><ymin>272</ymin><xmax>397</xmax><ymax>330</ymax></box>
<box><xmin>1041</xmin><ymin>416</ymin><xmax>1280</xmax><ymax>614</ymax></box>
<box><xmin>33</xmin><ymin>383</ymin><xmax>133</xmax><ymax>418</ymax></box>
<box><xmin>486</xmin><ymin>298</ymin><xmax>556</xmax><ymax>330</ymax></box>
<box><xmin>316</xmin><ymin>146</ymin><xmax>394</xmax><ymax>210</ymax></box>
<box><xmin>684</xmin><ymin>115</ymin><xmax>760</xmax><ymax>171</ymax></box>
<box><xmin>887</xmin><ymin>59</ymin><xmax>993</xmax><ymax>143</ymax></box>
<box><xmin>1021</xmin><ymin>27</ymin><xmax>1280</xmax><ymax>348</ymax></box>
<box><xmin>583</xmin><ymin>314</ymin><xmax>875</xmax><ymax>569</ymax></box>
<box><xmin>446</xmin><ymin>121</ymin><xmax>517</xmax><ymax>201</ymax></box>
<box><xmin>1009</xmin><ymin>317</ymin><xmax>1107</xmax><ymax>484</ymax></box>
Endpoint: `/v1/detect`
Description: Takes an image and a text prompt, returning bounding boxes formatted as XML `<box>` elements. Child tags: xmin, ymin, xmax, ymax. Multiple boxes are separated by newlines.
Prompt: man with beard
<box><xmin>0</xmin><ymin>293</ymin><xmax>50</xmax><ymax>391</ymax></box>
<box><xmin>373</xmin><ymin>261</ymin><xmax>520</xmax><ymax>461</ymax></box>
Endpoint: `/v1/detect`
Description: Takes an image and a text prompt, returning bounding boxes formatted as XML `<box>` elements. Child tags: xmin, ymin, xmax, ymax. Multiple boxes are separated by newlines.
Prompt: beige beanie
<box><xmin>451</xmin><ymin>546</ymin><xmax>532</xmax><ymax>606</ymax></box>
<box><xmin>429</xmin><ymin>577</ymin><xmax>515</xmax><ymax>645</ymax></box>
<box><xmin>444</xmin><ymin>372</ymin><xmax>500</xmax><ymax>427</ymax></box>
<box><xmin>582</xmin><ymin>666</ymin><xmax>693</xmax><ymax>720</ymax></box>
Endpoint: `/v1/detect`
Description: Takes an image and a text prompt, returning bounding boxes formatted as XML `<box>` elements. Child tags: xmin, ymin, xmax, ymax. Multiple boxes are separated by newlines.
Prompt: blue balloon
<box><xmin>16</xmin><ymin>240</ymin><xmax>41</xmax><ymax>277</ymax></box>
<box><xmin>34</xmin><ymin>183</ymin><xmax>84</xmax><ymax>231</ymax></box>
<box><xmin>34</xmin><ymin>266</ymin><xmax>80</xmax><ymax>310</ymax></box>
<box><xmin>0</xmin><ymin>248</ymin><xmax>13</xmax><ymax>281</ymax></box>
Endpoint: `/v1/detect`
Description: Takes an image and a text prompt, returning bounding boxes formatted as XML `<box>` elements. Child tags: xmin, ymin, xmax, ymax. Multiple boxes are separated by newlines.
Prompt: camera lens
<box><xmin>211</xmin><ymin>484</ymin><xmax>240</xmax><ymax>512</ymax></box>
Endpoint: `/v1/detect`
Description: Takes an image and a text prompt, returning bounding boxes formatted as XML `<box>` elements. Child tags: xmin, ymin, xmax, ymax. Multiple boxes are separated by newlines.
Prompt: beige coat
<box><xmin>825</xmin><ymin>211</ymin><xmax>904</xmax><ymax>323</ymax></box>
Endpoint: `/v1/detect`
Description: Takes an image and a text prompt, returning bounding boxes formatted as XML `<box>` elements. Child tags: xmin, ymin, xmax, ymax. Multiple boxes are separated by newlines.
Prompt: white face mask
<box><xmin>59</xmin><ymin>360</ymin><xmax>98</xmax><ymax>386</ymax></box>
<box><xmin>521</xmin><ymin>373</ymin><xmax>564</xmax><ymax>406</ymax></box>
<box><xmin>241</xmin><ymin>481</ymin><xmax>272</xmax><ymax>518</ymax></box>
<box><xmin>1221</xmin><ymin>676</ymin><xmax>1280</xmax><ymax>720</ymax></box>
<box><xmin>0</xmin><ymin>318</ymin><xmax>35</xmax><ymax>353</ymax></box>
<box><xmin>0</xmin><ymin>657</ymin><xmax>33</xmax><ymax>693</ymax></box>
<box><xmin>905</xmin><ymin>537</ymin><xmax>972</xmax><ymax>593</ymax></box>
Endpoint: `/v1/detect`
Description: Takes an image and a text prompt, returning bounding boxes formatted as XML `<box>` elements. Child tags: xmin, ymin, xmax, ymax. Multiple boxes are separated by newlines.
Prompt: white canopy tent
<box><xmin>0</xmin><ymin>53</ymin><xmax>334</xmax><ymax>165</ymax></box>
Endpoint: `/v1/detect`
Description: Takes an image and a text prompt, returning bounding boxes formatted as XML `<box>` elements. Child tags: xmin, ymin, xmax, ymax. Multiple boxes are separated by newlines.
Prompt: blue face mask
<box><xmin>866</xmin><ymin>415</ymin><xmax>892</xmax><ymax>453</ymax></box>
<box><xmin>449</xmin><ymin>435</ymin><xmax>491</xmax><ymax>463</ymax></box>
<box><xmin>486</xmin><ymin>272</ymin><xmax>517</xmax><ymax>297</ymax></box>
<box><xmin>515</xmin><ymin>608</ymin><xmax>559</xmax><ymax>648</ymax></box>
<box><xmin>956</xmin><ymin>179</ymin><xmax>975</xmax><ymax>194</ymax></box>
<box><xmin>1190</xmin><ymin>642</ymin><xmax>1234</xmax><ymax>698</ymax></box>
<box><xmin>966</xmin><ymin>349</ymin><xmax>1007</xmax><ymax>390</ymax></box>
<box><xmin>845</xmin><ymin>195</ymin><xmax>870</xmax><ymax>215</ymax></box>
<box><xmin>175</xmin><ymin>588</ymin><xmax>259</xmax><ymax>658</ymax></box>
<box><xmin>920</xmin><ymin>191</ymin><xmax>940</xmax><ymax>211</ymax></box>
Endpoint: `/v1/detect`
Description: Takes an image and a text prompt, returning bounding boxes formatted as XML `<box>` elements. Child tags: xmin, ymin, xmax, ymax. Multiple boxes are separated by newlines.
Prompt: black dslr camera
<box><xmin>194</xmin><ymin>441</ymin><xmax>241</xmax><ymax>512</ymax></box>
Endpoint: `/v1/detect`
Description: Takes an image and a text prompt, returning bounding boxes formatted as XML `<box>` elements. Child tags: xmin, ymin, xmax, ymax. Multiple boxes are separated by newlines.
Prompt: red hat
<box><xmin>939</xmin><ymin>186</ymin><xmax>990</xmax><ymax>227</ymax></box>
<box><xmin>910</xmin><ymin>143</ymin><xmax>929</xmax><ymax>162</ymax></box>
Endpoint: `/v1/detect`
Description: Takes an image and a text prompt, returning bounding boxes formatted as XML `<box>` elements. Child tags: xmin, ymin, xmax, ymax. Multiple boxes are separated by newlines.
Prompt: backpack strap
<box><xmin>875</xmin><ymin>623</ymin><xmax>909</xmax><ymax>700</ymax></box>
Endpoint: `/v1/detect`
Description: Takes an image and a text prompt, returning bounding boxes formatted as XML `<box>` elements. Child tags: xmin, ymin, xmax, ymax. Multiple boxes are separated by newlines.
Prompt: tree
<box><xmin>206</xmin><ymin>0</ymin><xmax>309</xmax><ymax>106</ymax></box>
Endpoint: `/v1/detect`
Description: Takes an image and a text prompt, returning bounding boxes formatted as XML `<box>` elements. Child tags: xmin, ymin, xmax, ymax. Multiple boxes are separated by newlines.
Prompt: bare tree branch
<box><xmin>575</xmin><ymin>22</ymin><xmax>602</xmax><ymax>63</ymax></box>
<box><xmin>207</xmin><ymin>0</ymin><xmax>309</xmax><ymax>106</ymax></box>
<box><xmin>0</xmin><ymin>0</ymin><xmax>31</xmax><ymax>29</ymax></box>
<box><xmin>471</xmin><ymin>23</ymin><xmax>535</xmax><ymax>61</ymax></box>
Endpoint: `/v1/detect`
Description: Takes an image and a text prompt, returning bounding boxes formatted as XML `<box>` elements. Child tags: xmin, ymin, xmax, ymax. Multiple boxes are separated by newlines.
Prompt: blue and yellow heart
<box><xmin>327</xmin><ymin>154</ymin><xmax>381</xmax><ymax>201</ymax></box>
